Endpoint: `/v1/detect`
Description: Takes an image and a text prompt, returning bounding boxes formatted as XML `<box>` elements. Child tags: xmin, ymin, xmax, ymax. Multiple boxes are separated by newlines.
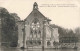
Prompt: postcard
<box><xmin>0</xmin><ymin>0</ymin><xmax>80</xmax><ymax>51</ymax></box>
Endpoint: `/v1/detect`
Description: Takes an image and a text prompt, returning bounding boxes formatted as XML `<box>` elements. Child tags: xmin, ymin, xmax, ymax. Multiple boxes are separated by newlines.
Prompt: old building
<box><xmin>18</xmin><ymin>2</ymin><xmax>59</xmax><ymax>48</ymax></box>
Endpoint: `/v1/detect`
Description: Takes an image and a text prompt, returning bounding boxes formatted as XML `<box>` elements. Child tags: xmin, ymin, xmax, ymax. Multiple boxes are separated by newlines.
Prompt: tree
<box><xmin>75</xmin><ymin>27</ymin><xmax>80</xmax><ymax>42</ymax></box>
<box><xmin>0</xmin><ymin>7</ymin><xmax>17</xmax><ymax>46</ymax></box>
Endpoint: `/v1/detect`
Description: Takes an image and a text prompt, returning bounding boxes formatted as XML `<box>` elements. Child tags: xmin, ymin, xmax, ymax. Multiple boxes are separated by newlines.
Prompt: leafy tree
<box><xmin>0</xmin><ymin>7</ymin><xmax>17</xmax><ymax>45</ymax></box>
<box><xmin>50</xmin><ymin>24</ymin><xmax>78</xmax><ymax>43</ymax></box>
<box><xmin>75</xmin><ymin>27</ymin><xmax>80</xmax><ymax>42</ymax></box>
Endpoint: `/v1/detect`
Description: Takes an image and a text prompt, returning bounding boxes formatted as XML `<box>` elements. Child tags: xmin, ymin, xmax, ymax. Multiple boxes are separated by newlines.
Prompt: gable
<box><xmin>24</xmin><ymin>2</ymin><xmax>51</xmax><ymax>25</ymax></box>
<box><xmin>24</xmin><ymin>9</ymin><xmax>47</xmax><ymax>25</ymax></box>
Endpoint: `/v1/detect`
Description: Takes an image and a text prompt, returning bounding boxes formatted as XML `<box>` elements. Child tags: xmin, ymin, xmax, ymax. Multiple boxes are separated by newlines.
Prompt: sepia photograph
<box><xmin>0</xmin><ymin>0</ymin><xmax>80</xmax><ymax>51</ymax></box>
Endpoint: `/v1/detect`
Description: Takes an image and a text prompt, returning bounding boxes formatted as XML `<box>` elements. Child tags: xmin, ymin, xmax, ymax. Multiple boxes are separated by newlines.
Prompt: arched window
<box><xmin>30</xmin><ymin>18</ymin><xmax>41</xmax><ymax>38</ymax></box>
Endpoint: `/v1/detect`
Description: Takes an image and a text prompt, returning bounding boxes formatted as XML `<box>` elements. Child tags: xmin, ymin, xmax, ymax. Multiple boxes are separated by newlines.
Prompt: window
<box><xmin>30</xmin><ymin>18</ymin><xmax>41</xmax><ymax>38</ymax></box>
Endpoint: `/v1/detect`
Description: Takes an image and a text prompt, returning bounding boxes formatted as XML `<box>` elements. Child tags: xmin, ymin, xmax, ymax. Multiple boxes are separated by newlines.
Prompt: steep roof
<box><xmin>24</xmin><ymin>2</ymin><xmax>51</xmax><ymax>22</ymax></box>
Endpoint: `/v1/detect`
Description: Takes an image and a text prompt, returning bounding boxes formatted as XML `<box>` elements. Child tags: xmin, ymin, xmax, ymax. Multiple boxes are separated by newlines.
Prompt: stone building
<box><xmin>18</xmin><ymin>2</ymin><xmax>59</xmax><ymax>48</ymax></box>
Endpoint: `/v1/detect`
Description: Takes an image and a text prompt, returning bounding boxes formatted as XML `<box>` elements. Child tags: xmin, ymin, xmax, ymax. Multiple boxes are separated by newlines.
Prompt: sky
<box><xmin>0</xmin><ymin>0</ymin><xmax>80</xmax><ymax>29</ymax></box>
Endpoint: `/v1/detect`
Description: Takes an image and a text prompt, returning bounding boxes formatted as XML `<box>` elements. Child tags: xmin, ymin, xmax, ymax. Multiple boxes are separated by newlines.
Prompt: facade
<box><xmin>18</xmin><ymin>2</ymin><xmax>59</xmax><ymax>48</ymax></box>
